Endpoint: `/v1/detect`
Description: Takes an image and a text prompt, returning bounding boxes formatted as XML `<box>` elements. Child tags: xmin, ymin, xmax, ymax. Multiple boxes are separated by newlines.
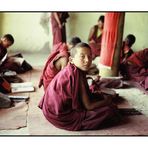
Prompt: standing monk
<box><xmin>51</xmin><ymin>12</ymin><xmax>69</xmax><ymax>46</ymax></box>
<box><xmin>88</xmin><ymin>15</ymin><xmax>104</xmax><ymax>59</ymax></box>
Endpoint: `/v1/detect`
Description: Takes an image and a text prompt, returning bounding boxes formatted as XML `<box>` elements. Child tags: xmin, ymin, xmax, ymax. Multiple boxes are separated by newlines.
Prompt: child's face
<box><xmin>71</xmin><ymin>47</ymin><xmax>92</xmax><ymax>71</ymax></box>
<box><xmin>1</xmin><ymin>38</ymin><xmax>13</xmax><ymax>48</ymax></box>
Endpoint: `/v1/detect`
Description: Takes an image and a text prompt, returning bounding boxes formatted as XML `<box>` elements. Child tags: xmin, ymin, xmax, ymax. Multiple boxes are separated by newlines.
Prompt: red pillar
<box><xmin>99</xmin><ymin>12</ymin><xmax>125</xmax><ymax>77</ymax></box>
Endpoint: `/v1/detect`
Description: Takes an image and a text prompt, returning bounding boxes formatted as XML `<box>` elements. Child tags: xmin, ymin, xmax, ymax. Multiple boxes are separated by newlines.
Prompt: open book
<box><xmin>10</xmin><ymin>82</ymin><xmax>35</xmax><ymax>93</ymax></box>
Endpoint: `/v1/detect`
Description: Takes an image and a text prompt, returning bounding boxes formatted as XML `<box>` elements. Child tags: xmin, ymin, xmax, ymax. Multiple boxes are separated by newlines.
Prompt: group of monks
<box><xmin>39</xmin><ymin>42</ymin><xmax>122</xmax><ymax>131</ymax></box>
<box><xmin>87</xmin><ymin>14</ymin><xmax>148</xmax><ymax>92</ymax></box>
<box><xmin>38</xmin><ymin>13</ymin><xmax>120</xmax><ymax>131</ymax></box>
<box><xmin>1</xmin><ymin>13</ymin><xmax>147</xmax><ymax>131</ymax></box>
<box><xmin>38</xmin><ymin>13</ymin><xmax>148</xmax><ymax>131</ymax></box>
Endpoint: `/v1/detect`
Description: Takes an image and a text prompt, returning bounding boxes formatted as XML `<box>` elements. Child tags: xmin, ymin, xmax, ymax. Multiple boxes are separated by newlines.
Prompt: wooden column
<box><xmin>99</xmin><ymin>12</ymin><xmax>125</xmax><ymax>77</ymax></box>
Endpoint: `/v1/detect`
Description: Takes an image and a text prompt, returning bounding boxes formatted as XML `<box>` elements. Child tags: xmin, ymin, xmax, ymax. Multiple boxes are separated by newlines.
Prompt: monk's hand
<box><xmin>58</xmin><ymin>23</ymin><xmax>62</xmax><ymax>29</ymax></box>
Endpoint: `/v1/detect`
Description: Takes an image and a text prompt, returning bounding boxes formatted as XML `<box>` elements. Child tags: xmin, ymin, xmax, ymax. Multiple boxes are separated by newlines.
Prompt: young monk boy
<box><xmin>38</xmin><ymin>37</ymin><xmax>81</xmax><ymax>90</ymax></box>
<box><xmin>120</xmin><ymin>34</ymin><xmax>136</xmax><ymax>63</ymax></box>
<box><xmin>39</xmin><ymin>42</ymin><xmax>121</xmax><ymax>131</ymax></box>
<box><xmin>0</xmin><ymin>34</ymin><xmax>32</xmax><ymax>74</ymax></box>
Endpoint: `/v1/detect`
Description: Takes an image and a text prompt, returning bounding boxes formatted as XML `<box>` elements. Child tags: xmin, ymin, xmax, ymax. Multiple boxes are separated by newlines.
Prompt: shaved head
<box><xmin>70</xmin><ymin>42</ymin><xmax>92</xmax><ymax>71</ymax></box>
<box><xmin>70</xmin><ymin>42</ymin><xmax>91</xmax><ymax>58</ymax></box>
<box><xmin>2</xmin><ymin>34</ymin><xmax>14</xmax><ymax>44</ymax></box>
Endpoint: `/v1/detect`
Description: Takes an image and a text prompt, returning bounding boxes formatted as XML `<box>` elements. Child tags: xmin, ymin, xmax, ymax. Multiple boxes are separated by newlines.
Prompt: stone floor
<box><xmin>0</xmin><ymin>53</ymin><xmax>148</xmax><ymax>135</ymax></box>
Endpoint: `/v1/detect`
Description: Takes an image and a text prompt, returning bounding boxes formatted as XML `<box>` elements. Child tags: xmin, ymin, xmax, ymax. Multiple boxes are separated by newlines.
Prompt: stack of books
<box><xmin>8</xmin><ymin>95</ymin><xmax>29</xmax><ymax>102</ymax></box>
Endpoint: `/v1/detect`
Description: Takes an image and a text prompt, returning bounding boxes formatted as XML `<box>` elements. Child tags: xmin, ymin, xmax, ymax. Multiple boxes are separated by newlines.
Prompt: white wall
<box><xmin>0</xmin><ymin>13</ymin><xmax>51</xmax><ymax>52</ymax></box>
<box><xmin>0</xmin><ymin>12</ymin><xmax>104</xmax><ymax>52</ymax></box>
<box><xmin>124</xmin><ymin>12</ymin><xmax>148</xmax><ymax>51</ymax></box>
<box><xmin>0</xmin><ymin>12</ymin><xmax>148</xmax><ymax>53</ymax></box>
<box><xmin>67</xmin><ymin>13</ymin><xmax>104</xmax><ymax>42</ymax></box>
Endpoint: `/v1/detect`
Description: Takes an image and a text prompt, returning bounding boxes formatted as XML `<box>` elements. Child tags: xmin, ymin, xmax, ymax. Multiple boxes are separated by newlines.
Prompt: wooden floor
<box><xmin>0</xmin><ymin>66</ymin><xmax>148</xmax><ymax>135</ymax></box>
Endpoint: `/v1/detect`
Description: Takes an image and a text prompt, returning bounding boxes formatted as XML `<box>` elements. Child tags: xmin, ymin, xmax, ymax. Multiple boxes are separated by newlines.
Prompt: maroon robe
<box><xmin>39</xmin><ymin>63</ymin><xmax>120</xmax><ymax>131</ymax></box>
<box><xmin>120</xmin><ymin>41</ymin><xmax>134</xmax><ymax>64</ymax></box>
<box><xmin>0</xmin><ymin>45</ymin><xmax>21</xmax><ymax>73</ymax></box>
<box><xmin>39</xmin><ymin>42</ymin><xmax>69</xmax><ymax>90</ymax></box>
<box><xmin>0</xmin><ymin>44</ymin><xmax>7</xmax><ymax>63</ymax></box>
<box><xmin>120</xmin><ymin>48</ymin><xmax>148</xmax><ymax>91</ymax></box>
<box><xmin>0</xmin><ymin>44</ymin><xmax>32</xmax><ymax>74</ymax></box>
<box><xmin>51</xmin><ymin>12</ymin><xmax>69</xmax><ymax>45</ymax></box>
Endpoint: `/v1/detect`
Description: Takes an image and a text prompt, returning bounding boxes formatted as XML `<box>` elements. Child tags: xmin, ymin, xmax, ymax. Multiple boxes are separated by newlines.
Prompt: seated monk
<box><xmin>38</xmin><ymin>37</ymin><xmax>81</xmax><ymax>90</ymax></box>
<box><xmin>88</xmin><ymin>15</ymin><xmax>104</xmax><ymax>59</ymax></box>
<box><xmin>120</xmin><ymin>48</ymin><xmax>148</xmax><ymax>91</ymax></box>
<box><xmin>120</xmin><ymin>34</ymin><xmax>136</xmax><ymax>64</ymax></box>
<box><xmin>38</xmin><ymin>42</ymin><xmax>121</xmax><ymax>131</ymax></box>
<box><xmin>0</xmin><ymin>34</ymin><xmax>32</xmax><ymax>74</ymax></box>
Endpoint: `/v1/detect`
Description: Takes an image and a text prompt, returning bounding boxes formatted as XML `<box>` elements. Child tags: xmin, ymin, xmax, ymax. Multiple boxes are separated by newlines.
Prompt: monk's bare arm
<box><xmin>60</xmin><ymin>57</ymin><xmax>68</xmax><ymax>69</ymax></box>
<box><xmin>80</xmin><ymin>78</ymin><xmax>112</xmax><ymax>110</ymax></box>
<box><xmin>53</xmin><ymin>13</ymin><xmax>62</xmax><ymax>28</ymax></box>
<box><xmin>55</xmin><ymin>57</ymin><xmax>68</xmax><ymax>71</ymax></box>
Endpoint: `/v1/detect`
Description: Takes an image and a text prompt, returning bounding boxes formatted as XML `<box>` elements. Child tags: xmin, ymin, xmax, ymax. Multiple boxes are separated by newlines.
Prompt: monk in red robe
<box><xmin>39</xmin><ymin>43</ymin><xmax>121</xmax><ymax>131</ymax></box>
<box><xmin>88</xmin><ymin>15</ymin><xmax>104</xmax><ymax>59</ymax></box>
<box><xmin>120</xmin><ymin>34</ymin><xmax>136</xmax><ymax>64</ymax></box>
<box><xmin>38</xmin><ymin>37</ymin><xmax>81</xmax><ymax>90</ymax></box>
<box><xmin>51</xmin><ymin>12</ymin><xmax>69</xmax><ymax>46</ymax></box>
<box><xmin>0</xmin><ymin>34</ymin><xmax>32</xmax><ymax>74</ymax></box>
<box><xmin>120</xmin><ymin>48</ymin><xmax>148</xmax><ymax>91</ymax></box>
